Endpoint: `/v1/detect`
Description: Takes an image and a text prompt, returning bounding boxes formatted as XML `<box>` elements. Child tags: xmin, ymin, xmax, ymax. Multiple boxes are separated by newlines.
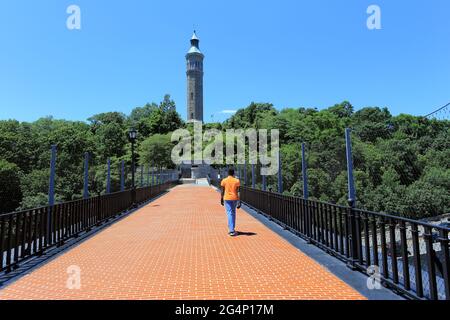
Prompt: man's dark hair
<box><xmin>228</xmin><ymin>168</ymin><xmax>235</xmax><ymax>176</ymax></box>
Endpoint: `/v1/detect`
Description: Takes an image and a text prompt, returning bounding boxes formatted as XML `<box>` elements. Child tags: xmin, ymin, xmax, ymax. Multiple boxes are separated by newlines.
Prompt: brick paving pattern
<box><xmin>0</xmin><ymin>185</ymin><xmax>364</xmax><ymax>300</ymax></box>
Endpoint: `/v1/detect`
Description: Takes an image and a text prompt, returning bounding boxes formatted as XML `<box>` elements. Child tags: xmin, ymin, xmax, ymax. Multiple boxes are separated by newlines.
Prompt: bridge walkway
<box><xmin>0</xmin><ymin>185</ymin><xmax>364</xmax><ymax>300</ymax></box>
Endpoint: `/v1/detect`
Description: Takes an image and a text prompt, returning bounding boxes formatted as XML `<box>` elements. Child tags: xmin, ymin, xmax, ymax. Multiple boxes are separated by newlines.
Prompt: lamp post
<box><xmin>128</xmin><ymin>128</ymin><xmax>138</xmax><ymax>207</ymax></box>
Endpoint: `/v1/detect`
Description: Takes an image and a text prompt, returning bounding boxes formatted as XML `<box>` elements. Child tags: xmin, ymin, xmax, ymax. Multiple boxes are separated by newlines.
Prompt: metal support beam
<box><xmin>277</xmin><ymin>151</ymin><xmax>283</xmax><ymax>194</ymax></box>
<box><xmin>83</xmin><ymin>152</ymin><xmax>89</xmax><ymax>199</ymax></box>
<box><xmin>301</xmin><ymin>143</ymin><xmax>308</xmax><ymax>199</ymax></box>
<box><xmin>106</xmin><ymin>158</ymin><xmax>111</xmax><ymax>194</ymax></box>
<box><xmin>47</xmin><ymin>144</ymin><xmax>57</xmax><ymax>242</ymax></box>
<box><xmin>345</xmin><ymin>128</ymin><xmax>356</xmax><ymax>204</ymax></box>
<box><xmin>48</xmin><ymin>145</ymin><xmax>57</xmax><ymax>206</ymax></box>
<box><xmin>120</xmin><ymin>160</ymin><xmax>125</xmax><ymax>192</ymax></box>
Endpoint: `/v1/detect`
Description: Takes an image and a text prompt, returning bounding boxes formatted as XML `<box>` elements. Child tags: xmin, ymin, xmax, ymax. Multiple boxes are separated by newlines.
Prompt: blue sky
<box><xmin>0</xmin><ymin>0</ymin><xmax>449</xmax><ymax>123</ymax></box>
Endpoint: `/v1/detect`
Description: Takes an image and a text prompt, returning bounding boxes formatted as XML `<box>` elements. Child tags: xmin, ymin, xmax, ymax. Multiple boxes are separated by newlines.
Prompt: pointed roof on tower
<box><xmin>187</xmin><ymin>30</ymin><xmax>203</xmax><ymax>55</ymax></box>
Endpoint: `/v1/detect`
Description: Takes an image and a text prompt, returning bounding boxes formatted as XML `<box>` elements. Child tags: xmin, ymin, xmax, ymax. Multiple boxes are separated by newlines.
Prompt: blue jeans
<box><xmin>224</xmin><ymin>200</ymin><xmax>238</xmax><ymax>233</ymax></box>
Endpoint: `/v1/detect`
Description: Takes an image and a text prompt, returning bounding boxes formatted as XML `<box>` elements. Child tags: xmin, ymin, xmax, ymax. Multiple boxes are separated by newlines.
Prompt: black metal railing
<box><xmin>208</xmin><ymin>176</ymin><xmax>220</xmax><ymax>189</ymax></box>
<box><xmin>237</xmin><ymin>186</ymin><xmax>450</xmax><ymax>300</ymax></box>
<box><xmin>0</xmin><ymin>181</ymin><xmax>177</xmax><ymax>274</ymax></box>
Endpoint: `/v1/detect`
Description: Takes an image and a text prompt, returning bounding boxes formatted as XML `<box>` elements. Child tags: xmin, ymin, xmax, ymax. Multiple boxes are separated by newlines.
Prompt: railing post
<box><xmin>48</xmin><ymin>145</ymin><xmax>57</xmax><ymax>206</ymax></box>
<box><xmin>345</xmin><ymin>128</ymin><xmax>358</xmax><ymax>269</ymax></box>
<box><xmin>305</xmin><ymin>200</ymin><xmax>312</xmax><ymax>243</ymax></box>
<box><xmin>96</xmin><ymin>192</ymin><xmax>101</xmax><ymax>226</ymax></box>
<box><xmin>300</xmin><ymin>143</ymin><xmax>312</xmax><ymax>243</ymax></box>
<box><xmin>425</xmin><ymin>226</ymin><xmax>438</xmax><ymax>299</ymax></box>
<box><xmin>151</xmin><ymin>169</ymin><xmax>155</xmax><ymax>186</ymax></box>
<box><xmin>83</xmin><ymin>152</ymin><xmax>89</xmax><ymax>199</ymax></box>
<box><xmin>439</xmin><ymin>229</ymin><xmax>450</xmax><ymax>300</ymax></box>
<box><xmin>345</xmin><ymin>128</ymin><xmax>356</xmax><ymax>204</ymax></box>
<box><xmin>120</xmin><ymin>160</ymin><xmax>125</xmax><ymax>192</ymax></box>
<box><xmin>140</xmin><ymin>165</ymin><xmax>144</xmax><ymax>188</ymax></box>
<box><xmin>47</xmin><ymin>144</ymin><xmax>57</xmax><ymax>242</ymax></box>
<box><xmin>277</xmin><ymin>151</ymin><xmax>283</xmax><ymax>194</ymax></box>
<box><xmin>147</xmin><ymin>166</ymin><xmax>150</xmax><ymax>187</ymax></box>
<box><xmin>251</xmin><ymin>164</ymin><xmax>256</xmax><ymax>189</ymax></box>
<box><xmin>262</xmin><ymin>173</ymin><xmax>266</xmax><ymax>191</ymax></box>
<box><xmin>347</xmin><ymin>201</ymin><xmax>359</xmax><ymax>269</ymax></box>
<box><xmin>301</xmin><ymin>142</ymin><xmax>308</xmax><ymax>199</ymax></box>
<box><xmin>106</xmin><ymin>158</ymin><xmax>111</xmax><ymax>194</ymax></box>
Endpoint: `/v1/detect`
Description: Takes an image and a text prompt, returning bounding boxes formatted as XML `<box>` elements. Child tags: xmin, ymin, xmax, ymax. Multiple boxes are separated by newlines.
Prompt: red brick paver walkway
<box><xmin>0</xmin><ymin>186</ymin><xmax>364</xmax><ymax>300</ymax></box>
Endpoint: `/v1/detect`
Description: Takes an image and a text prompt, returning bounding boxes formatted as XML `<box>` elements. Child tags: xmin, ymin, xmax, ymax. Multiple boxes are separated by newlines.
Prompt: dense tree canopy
<box><xmin>139</xmin><ymin>134</ymin><xmax>175</xmax><ymax>170</ymax></box>
<box><xmin>226</xmin><ymin>102</ymin><xmax>449</xmax><ymax>219</ymax></box>
<box><xmin>0</xmin><ymin>97</ymin><xmax>448</xmax><ymax>219</ymax></box>
<box><xmin>0</xmin><ymin>95</ymin><xmax>183</xmax><ymax>213</ymax></box>
<box><xmin>0</xmin><ymin>159</ymin><xmax>22</xmax><ymax>213</ymax></box>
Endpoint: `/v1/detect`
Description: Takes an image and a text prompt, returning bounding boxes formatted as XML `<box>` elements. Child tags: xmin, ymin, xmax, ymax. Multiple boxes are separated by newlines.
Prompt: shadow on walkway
<box><xmin>235</xmin><ymin>231</ymin><xmax>257</xmax><ymax>237</ymax></box>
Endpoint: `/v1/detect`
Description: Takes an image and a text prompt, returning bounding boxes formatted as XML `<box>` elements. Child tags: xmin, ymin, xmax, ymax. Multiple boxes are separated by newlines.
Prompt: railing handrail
<box><xmin>239</xmin><ymin>185</ymin><xmax>450</xmax><ymax>232</ymax></box>
<box><xmin>0</xmin><ymin>183</ymin><xmax>172</xmax><ymax>218</ymax></box>
<box><xmin>236</xmin><ymin>185</ymin><xmax>450</xmax><ymax>300</ymax></box>
<box><xmin>0</xmin><ymin>180</ymin><xmax>178</xmax><ymax>275</ymax></box>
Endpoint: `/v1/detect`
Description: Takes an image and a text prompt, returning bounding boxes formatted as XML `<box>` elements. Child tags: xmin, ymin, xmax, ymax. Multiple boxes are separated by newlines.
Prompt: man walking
<box><xmin>220</xmin><ymin>168</ymin><xmax>241</xmax><ymax>236</ymax></box>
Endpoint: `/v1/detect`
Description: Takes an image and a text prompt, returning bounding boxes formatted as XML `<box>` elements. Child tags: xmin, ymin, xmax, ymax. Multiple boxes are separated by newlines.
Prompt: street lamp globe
<box><xmin>128</xmin><ymin>128</ymin><xmax>137</xmax><ymax>142</ymax></box>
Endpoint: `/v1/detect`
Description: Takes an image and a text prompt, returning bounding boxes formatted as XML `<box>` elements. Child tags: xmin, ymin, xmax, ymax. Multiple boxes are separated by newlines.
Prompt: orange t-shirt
<box><xmin>221</xmin><ymin>176</ymin><xmax>241</xmax><ymax>201</ymax></box>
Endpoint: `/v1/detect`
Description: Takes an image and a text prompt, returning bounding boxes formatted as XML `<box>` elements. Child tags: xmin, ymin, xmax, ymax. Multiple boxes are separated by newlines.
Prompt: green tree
<box><xmin>403</xmin><ymin>180</ymin><xmax>449</xmax><ymax>218</ymax></box>
<box><xmin>139</xmin><ymin>134</ymin><xmax>175</xmax><ymax>169</ymax></box>
<box><xmin>327</xmin><ymin>101</ymin><xmax>354</xmax><ymax>118</ymax></box>
<box><xmin>362</xmin><ymin>168</ymin><xmax>407</xmax><ymax>215</ymax></box>
<box><xmin>0</xmin><ymin>159</ymin><xmax>22</xmax><ymax>213</ymax></box>
<box><xmin>89</xmin><ymin>112</ymin><xmax>127</xmax><ymax>162</ymax></box>
<box><xmin>352</xmin><ymin>107</ymin><xmax>392</xmax><ymax>142</ymax></box>
<box><xmin>129</xmin><ymin>95</ymin><xmax>184</xmax><ymax>137</ymax></box>
<box><xmin>224</xmin><ymin>102</ymin><xmax>276</xmax><ymax>129</ymax></box>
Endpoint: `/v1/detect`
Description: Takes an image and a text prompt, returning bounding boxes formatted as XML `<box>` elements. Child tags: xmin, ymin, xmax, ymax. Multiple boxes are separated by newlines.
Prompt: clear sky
<box><xmin>0</xmin><ymin>0</ymin><xmax>449</xmax><ymax>123</ymax></box>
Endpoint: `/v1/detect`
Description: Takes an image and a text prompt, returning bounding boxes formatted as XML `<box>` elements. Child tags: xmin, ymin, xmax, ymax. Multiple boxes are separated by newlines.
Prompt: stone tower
<box><xmin>186</xmin><ymin>31</ymin><xmax>204</xmax><ymax>122</ymax></box>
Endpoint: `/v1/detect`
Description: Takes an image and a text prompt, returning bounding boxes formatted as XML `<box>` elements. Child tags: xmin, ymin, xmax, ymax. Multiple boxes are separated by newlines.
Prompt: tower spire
<box><xmin>189</xmin><ymin>30</ymin><xmax>201</xmax><ymax>53</ymax></box>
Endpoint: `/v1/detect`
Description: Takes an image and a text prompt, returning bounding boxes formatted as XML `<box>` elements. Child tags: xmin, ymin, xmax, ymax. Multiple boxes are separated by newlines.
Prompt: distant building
<box><xmin>186</xmin><ymin>31</ymin><xmax>204</xmax><ymax>123</ymax></box>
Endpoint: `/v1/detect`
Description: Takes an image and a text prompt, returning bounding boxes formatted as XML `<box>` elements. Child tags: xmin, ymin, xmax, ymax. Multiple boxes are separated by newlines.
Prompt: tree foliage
<box><xmin>225</xmin><ymin>102</ymin><xmax>450</xmax><ymax>218</ymax></box>
<box><xmin>0</xmin><ymin>95</ymin><xmax>183</xmax><ymax>213</ymax></box>
<box><xmin>0</xmin><ymin>98</ymin><xmax>448</xmax><ymax>219</ymax></box>
<box><xmin>0</xmin><ymin>159</ymin><xmax>22</xmax><ymax>213</ymax></box>
<box><xmin>139</xmin><ymin>134</ymin><xmax>175</xmax><ymax>169</ymax></box>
